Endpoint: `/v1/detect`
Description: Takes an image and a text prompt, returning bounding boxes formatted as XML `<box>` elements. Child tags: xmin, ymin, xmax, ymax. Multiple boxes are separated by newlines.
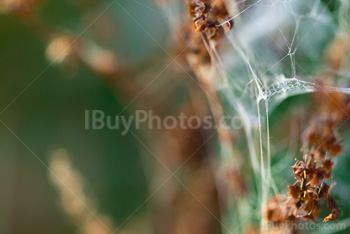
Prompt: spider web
<box><xmin>159</xmin><ymin>0</ymin><xmax>350</xmax><ymax>232</ymax></box>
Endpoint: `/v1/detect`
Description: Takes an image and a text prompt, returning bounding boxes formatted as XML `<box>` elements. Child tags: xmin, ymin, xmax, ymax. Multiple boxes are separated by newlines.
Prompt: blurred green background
<box><xmin>0</xmin><ymin>0</ymin><xmax>171</xmax><ymax>233</ymax></box>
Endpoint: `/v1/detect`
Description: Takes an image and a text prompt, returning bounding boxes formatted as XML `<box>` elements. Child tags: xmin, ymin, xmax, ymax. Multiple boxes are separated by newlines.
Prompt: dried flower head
<box><xmin>188</xmin><ymin>0</ymin><xmax>233</xmax><ymax>40</ymax></box>
<box><xmin>267</xmin><ymin>91</ymin><xmax>349</xmax><ymax>227</ymax></box>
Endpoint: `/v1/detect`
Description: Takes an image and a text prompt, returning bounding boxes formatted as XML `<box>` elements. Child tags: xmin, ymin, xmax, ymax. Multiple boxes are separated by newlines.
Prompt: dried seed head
<box><xmin>266</xmin><ymin>195</ymin><xmax>291</xmax><ymax>223</ymax></box>
<box><xmin>277</xmin><ymin>90</ymin><xmax>348</xmax><ymax>225</ymax></box>
<box><xmin>188</xmin><ymin>0</ymin><xmax>233</xmax><ymax>41</ymax></box>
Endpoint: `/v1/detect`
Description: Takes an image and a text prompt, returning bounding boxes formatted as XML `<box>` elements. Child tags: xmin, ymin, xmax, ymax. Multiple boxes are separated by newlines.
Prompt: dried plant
<box><xmin>48</xmin><ymin>149</ymin><xmax>116</xmax><ymax>234</ymax></box>
<box><xmin>266</xmin><ymin>90</ymin><xmax>349</xmax><ymax>232</ymax></box>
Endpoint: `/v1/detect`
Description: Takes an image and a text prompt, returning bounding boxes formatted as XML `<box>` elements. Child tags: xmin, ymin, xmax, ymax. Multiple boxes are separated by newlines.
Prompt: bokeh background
<box><xmin>0</xmin><ymin>0</ymin><xmax>169</xmax><ymax>233</ymax></box>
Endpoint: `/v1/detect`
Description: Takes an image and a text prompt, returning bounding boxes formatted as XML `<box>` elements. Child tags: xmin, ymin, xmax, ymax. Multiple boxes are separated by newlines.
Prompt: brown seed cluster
<box><xmin>266</xmin><ymin>194</ymin><xmax>298</xmax><ymax>230</ymax></box>
<box><xmin>286</xmin><ymin>156</ymin><xmax>340</xmax><ymax>223</ymax></box>
<box><xmin>180</xmin><ymin>0</ymin><xmax>234</xmax><ymax>81</ymax></box>
<box><xmin>267</xmin><ymin>91</ymin><xmax>350</xmax><ymax>227</ymax></box>
<box><xmin>187</xmin><ymin>0</ymin><xmax>233</xmax><ymax>40</ymax></box>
